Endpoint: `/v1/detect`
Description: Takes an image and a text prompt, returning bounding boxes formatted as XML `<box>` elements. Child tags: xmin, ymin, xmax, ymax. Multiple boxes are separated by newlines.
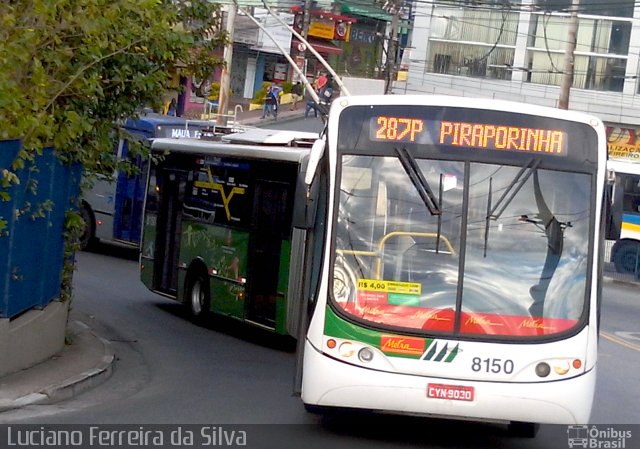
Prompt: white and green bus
<box><xmin>295</xmin><ymin>95</ymin><xmax>607</xmax><ymax>435</ymax></box>
<box><xmin>140</xmin><ymin>95</ymin><xmax>607</xmax><ymax>435</ymax></box>
<box><xmin>140</xmin><ymin>129</ymin><xmax>317</xmax><ymax>332</ymax></box>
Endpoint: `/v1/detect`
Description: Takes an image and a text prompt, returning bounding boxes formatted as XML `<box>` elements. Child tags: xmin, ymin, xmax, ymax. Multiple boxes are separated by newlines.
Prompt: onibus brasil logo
<box><xmin>567</xmin><ymin>425</ymin><xmax>632</xmax><ymax>448</ymax></box>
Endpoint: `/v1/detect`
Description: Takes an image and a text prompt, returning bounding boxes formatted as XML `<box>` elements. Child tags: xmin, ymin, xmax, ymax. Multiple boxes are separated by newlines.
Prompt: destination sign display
<box><xmin>156</xmin><ymin>125</ymin><xmax>208</xmax><ymax>139</ymax></box>
<box><xmin>370</xmin><ymin>116</ymin><xmax>567</xmax><ymax>156</ymax></box>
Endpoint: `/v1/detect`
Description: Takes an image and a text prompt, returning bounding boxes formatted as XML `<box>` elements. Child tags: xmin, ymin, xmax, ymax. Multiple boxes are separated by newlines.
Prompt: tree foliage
<box><xmin>0</xmin><ymin>0</ymin><xmax>227</xmax><ymax>171</ymax></box>
<box><xmin>0</xmin><ymin>0</ymin><xmax>227</xmax><ymax>299</ymax></box>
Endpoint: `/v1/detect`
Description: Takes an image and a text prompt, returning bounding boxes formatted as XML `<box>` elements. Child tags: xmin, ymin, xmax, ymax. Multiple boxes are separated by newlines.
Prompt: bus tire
<box><xmin>79</xmin><ymin>204</ymin><xmax>96</xmax><ymax>251</ymax></box>
<box><xmin>186</xmin><ymin>272</ymin><xmax>210</xmax><ymax>320</ymax></box>
<box><xmin>612</xmin><ymin>240</ymin><xmax>640</xmax><ymax>275</ymax></box>
<box><xmin>507</xmin><ymin>421</ymin><xmax>539</xmax><ymax>438</ymax></box>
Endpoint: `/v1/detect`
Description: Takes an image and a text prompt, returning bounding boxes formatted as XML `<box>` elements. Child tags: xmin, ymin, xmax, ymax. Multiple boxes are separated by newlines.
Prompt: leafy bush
<box><xmin>281</xmin><ymin>81</ymin><xmax>293</xmax><ymax>94</ymax></box>
<box><xmin>0</xmin><ymin>0</ymin><xmax>228</xmax><ymax>300</ymax></box>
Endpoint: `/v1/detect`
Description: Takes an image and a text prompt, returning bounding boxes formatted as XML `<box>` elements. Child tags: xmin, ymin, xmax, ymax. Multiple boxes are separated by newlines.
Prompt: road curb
<box><xmin>0</xmin><ymin>321</ymin><xmax>115</xmax><ymax>413</ymax></box>
<box><xmin>42</xmin><ymin>333</ymin><xmax>115</xmax><ymax>405</ymax></box>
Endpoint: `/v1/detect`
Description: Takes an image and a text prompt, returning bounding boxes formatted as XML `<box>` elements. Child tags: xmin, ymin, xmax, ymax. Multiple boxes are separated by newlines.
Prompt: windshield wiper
<box><xmin>489</xmin><ymin>159</ymin><xmax>541</xmax><ymax>220</ymax></box>
<box><xmin>483</xmin><ymin>160</ymin><xmax>540</xmax><ymax>256</ymax></box>
<box><xmin>395</xmin><ymin>147</ymin><xmax>441</xmax><ymax>216</ymax></box>
<box><xmin>483</xmin><ymin>178</ymin><xmax>493</xmax><ymax>258</ymax></box>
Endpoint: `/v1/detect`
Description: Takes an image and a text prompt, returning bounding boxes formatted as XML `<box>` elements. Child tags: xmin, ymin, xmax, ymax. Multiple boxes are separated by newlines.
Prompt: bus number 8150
<box><xmin>472</xmin><ymin>357</ymin><xmax>514</xmax><ymax>374</ymax></box>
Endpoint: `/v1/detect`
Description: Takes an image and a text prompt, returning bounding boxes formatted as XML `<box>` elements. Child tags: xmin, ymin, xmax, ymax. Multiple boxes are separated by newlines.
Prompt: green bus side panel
<box><xmin>324</xmin><ymin>307</ymin><xmax>434</xmax><ymax>359</ymax></box>
<box><xmin>141</xmin><ymin>260</ymin><xmax>155</xmax><ymax>290</ymax></box>
<box><xmin>180</xmin><ymin>221</ymin><xmax>249</xmax><ymax>318</ymax></box>
<box><xmin>275</xmin><ymin>240</ymin><xmax>292</xmax><ymax>335</ymax></box>
<box><xmin>140</xmin><ymin>213</ymin><xmax>157</xmax><ymax>289</ymax></box>
<box><xmin>210</xmin><ymin>280</ymin><xmax>245</xmax><ymax>318</ymax></box>
<box><xmin>325</xmin><ymin>306</ymin><xmax>388</xmax><ymax>347</ymax></box>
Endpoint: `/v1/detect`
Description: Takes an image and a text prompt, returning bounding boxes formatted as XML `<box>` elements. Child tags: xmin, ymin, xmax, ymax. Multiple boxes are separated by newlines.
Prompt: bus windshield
<box><xmin>331</xmin><ymin>110</ymin><xmax>595</xmax><ymax>339</ymax></box>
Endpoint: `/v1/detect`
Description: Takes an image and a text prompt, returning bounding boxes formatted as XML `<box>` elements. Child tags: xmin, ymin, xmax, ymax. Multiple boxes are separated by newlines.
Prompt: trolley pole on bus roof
<box><xmin>558</xmin><ymin>0</ymin><xmax>579</xmax><ymax>110</ymax></box>
<box><xmin>261</xmin><ymin>1</ymin><xmax>351</xmax><ymax>96</ymax></box>
<box><xmin>235</xmin><ymin>2</ymin><xmax>321</xmax><ymax>105</ymax></box>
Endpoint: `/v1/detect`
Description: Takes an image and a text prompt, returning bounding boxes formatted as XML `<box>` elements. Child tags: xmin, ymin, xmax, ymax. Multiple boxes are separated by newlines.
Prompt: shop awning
<box><xmin>293</xmin><ymin>37</ymin><xmax>342</xmax><ymax>55</ymax></box>
<box><xmin>338</xmin><ymin>2</ymin><xmax>391</xmax><ymax>21</ymax></box>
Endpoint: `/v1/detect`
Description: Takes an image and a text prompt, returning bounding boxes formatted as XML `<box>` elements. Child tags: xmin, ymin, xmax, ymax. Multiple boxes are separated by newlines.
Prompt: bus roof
<box><xmin>123</xmin><ymin>113</ymin><xmax>213</xmax><ymax>133</ymax></box>
<box><xmin>222</xmin><ymin>128</ymin><xmax>319</xmax><ymax>146</ymax></box>
<box><xmin>330</xmin><ymin>94</ymin><xmax>603</xmax><ymax>126</ymax></box>
<box><xmin>151</xmin><ymin>138</ymin><xmax>311</xmax><ymax>163</ymax></box>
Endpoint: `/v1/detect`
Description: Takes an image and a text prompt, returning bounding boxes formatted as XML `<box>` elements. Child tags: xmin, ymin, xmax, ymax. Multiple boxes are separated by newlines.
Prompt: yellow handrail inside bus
<box><xmin>336</xmin><ymin>231</ymin><xmax>456</xmax><ymax>279</ymax></box>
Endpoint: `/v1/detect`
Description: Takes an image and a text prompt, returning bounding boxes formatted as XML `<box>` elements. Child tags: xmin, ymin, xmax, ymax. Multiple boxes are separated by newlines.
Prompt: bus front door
<box><xmin>246</xmin><ymin>180</ymin><xmax>291</xmax><ymax>328</ymax></box>
<box><xmin>154</xmin><ymin>169</ymin><xmax>187</xmax><ymax>296</ymax></box>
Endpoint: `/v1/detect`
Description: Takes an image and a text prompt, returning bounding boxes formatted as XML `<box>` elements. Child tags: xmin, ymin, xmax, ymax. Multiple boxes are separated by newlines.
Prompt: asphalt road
<box><xmin>1</xmin><ymin>118</ymin><xmax>639</xmax><ymax>449</ymax></box>
<box><xmin>1</xmin><ymin>240</ymin><xmax>638</xmax><ymax>449</ymax></box>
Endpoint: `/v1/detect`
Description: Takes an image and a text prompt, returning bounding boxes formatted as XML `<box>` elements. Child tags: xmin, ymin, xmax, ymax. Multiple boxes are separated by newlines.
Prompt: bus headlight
<box><xmin>358</xmin><ymin>347</ymin><xmax>374</xmax><ymax>363</ymax></box>
<box><xmin>553</xmin><ymin>361</ymin><xmax>570</xmax><ymax>375</ymax></box>
<box><xmin>339</xmin><ymin>342</ymin><xmax>355</xmax><ymax>358</ymax></box>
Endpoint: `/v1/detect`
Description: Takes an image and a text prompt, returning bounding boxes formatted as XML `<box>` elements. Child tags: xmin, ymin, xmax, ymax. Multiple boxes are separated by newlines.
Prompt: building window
<box><xmin>428</xmin><ymin>42</ymin><xmax>514</xmax><ymax>79</ymax></box>
<box><xmin>426</xmin><ymin>6</ymin><xmax>518</xmax><ymax>80</ymax></box>
<box><xmin>534</xmin><ymin>0</ymin><xmax>634</xmax><ymax>18</ymax></box>
<box><xmin>527</xmin><ymin>14</ymin><xmax>630</xmax><ymax>92</ymax></box>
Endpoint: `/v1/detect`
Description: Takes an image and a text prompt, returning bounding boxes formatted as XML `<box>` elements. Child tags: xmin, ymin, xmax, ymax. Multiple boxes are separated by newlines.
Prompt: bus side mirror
<box><xmin>294</xmin><ymin>139</ymin><xmax>325</xmax><ymax>229</ymax></box>
<box><xmin>607</xmin><ymin>168</ymin><xmax>616</xmax><ymax>185</ymax></box>
<box><xmin>304</xmin><ymin>139</ymin><xmax>325</xmax><ymax>187</ymax></box>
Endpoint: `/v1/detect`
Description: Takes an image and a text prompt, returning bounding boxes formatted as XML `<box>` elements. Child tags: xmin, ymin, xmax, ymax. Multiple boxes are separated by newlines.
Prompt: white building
<box><xmin>395</xmin><ymin>0</ymin><xmax>640</xmax><ymax>128</ymax></box>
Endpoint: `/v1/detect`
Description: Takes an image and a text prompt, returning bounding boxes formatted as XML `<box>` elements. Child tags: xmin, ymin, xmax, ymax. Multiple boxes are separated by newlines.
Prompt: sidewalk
<box><xmin>223</xmin><ymin>99</ymin><xmax>311</xmax><ymax>127</ymax></box>
<box><xmin>0</xmin><ymin>309</ymin><xmax>115</xmax><ymax>413</ymax></box>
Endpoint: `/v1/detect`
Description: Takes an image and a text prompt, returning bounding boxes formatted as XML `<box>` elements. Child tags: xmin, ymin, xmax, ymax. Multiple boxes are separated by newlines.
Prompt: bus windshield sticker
<box><xmin>370</xmin><ymin>117</ymin><xmax>567</xmax><ymax>156</ymax></box>
<box><xmin>357</xmin><ymin>279</ymin><xmax>422</xmax><ymax>306</ymax></box>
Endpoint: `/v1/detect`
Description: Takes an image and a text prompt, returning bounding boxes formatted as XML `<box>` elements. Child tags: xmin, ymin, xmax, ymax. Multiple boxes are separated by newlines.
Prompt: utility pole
<box><xmin>299</xmin><ymin>0</ymin><xmax>313</xmax><ymax>79</ymax></box>
<box><xmin>558</xmin><ymin>0</ymin><xmax>579</xmax><ymax>109</ymax></box>
<box><xmin>218</xmin><ymin>2</ymin><xmax>237</xmax><ymax>125</ymax></box>
<box><xmin>384</xmin><ymin>0</ymin><xmax>402</xmax><ymax>94</ymax></box>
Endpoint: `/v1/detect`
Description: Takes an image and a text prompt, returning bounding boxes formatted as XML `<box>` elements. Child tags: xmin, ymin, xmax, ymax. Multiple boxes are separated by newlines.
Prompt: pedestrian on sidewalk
<box><xmin>290</xmin><ymin>81</ymin><xmax>303</xmax><ymax>111</ymax></box>
<box><xmin>261</xmin><ymin>85</ymin><xmax>278</xmax><ymax>119</ymax></box>
<box><xmin>314</xmin><ymin>72</ymin><xmax>328</xmax><ymax>92</ymax></box>
<box><xmin>304</xmin><ymin>86</ymin><xmax>319</xmax><ymax>119</ymax></box>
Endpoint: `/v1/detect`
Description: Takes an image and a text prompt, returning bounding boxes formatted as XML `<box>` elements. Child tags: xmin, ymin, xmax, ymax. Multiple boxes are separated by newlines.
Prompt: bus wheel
<box><xmin>612</xmin><ymin>241</ymin><xmax>640</xmax><ymax>275</ymax></box>
<box><xmin>79</xmin><ymin>205</ymin><xmax>96</xmax><ymax>251</ymax></box>
<box><xmin>187</xmin><ymin>273</ymin><xmax>210</xmax><ymax>320</ymax></box>
<box><xmin>507</xmin><ymin>421</ymin><xmax>539</xmax><ymax>438</ymax></box>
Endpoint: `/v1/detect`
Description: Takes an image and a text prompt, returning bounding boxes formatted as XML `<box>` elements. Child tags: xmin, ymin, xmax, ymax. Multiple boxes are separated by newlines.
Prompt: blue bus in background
<box><xmin>80</xmin><ymin>113</ymin><xmax>216</xmax><ymax>249</ymax></box>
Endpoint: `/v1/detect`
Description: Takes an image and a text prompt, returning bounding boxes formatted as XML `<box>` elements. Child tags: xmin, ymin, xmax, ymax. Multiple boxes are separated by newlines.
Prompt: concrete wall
<box><xmin>0</xmin><ymin>300</ymin><xmax>69</xmax><ymax>377</ymax></box>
